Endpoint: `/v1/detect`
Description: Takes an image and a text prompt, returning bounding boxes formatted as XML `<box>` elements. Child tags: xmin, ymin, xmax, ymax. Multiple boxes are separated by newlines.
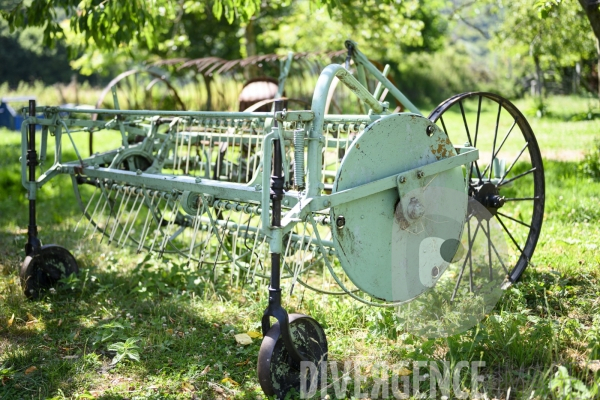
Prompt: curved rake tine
<box><xmin>158</xmin><ymin>197</ymin><xmax>181</xmax><ymax>256</ymax></box>
<box><xmin>149</xmin><ymin>196</ymin><xmax>171</xmax><ymax>253</ymax></box>
<box><xmin>117</xmin><ymin>189</ymin><xmax>141</xmax><ymax>246</ymax></box>
<box><xmin>185</xmin><ymin>120</ymin><xmax>193</xmax><ymax>175</ymax></box>
<box><xmin>121</xmin><ymin>189</ymin><xmax>148</xmax><ymax>248</ymax></box>
<box><xmin>187</xmin><ymin>198</ymin><xmax>206</xmax><ymax>263</ymax></box>
<box><xmin>137</xmin><ymin>191</ymin><xmax>158</xmax><ymax>253</ymax></box>
<box><xmin>83</xmin><ymin>183</ymin><xmax>105</xmax><ymax>237</ymax></box>
<box><xmin>74</xmin><ymin>184</ymin><xmax>98</xmax><ymax>232</ymax></box>
<box><xmin>172</xmin><ymin>121</ymin><xmax>180</xmax><ymax>173</ymax></box>
<box><xmin>90</xmin><ymin>184</ymin><xmax>114</xmax><ymax>240</ymax></box>
<box><xmin>108</xmin><ymin>188</ymin><xmax>131</xmax><ymax>244</ymax></box>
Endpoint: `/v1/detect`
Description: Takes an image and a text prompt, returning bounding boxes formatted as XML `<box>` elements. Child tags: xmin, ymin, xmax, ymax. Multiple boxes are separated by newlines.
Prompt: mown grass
<box><xmin>0</xmin><ymin>95</ymin><xmax>599</xmax><ymax>399</ymax></box>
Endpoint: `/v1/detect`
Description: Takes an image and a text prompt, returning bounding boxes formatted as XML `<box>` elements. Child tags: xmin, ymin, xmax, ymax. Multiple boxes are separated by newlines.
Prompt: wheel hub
<box><xmin>472</xmin><ymin>182</ymin><xmax>505</xmax><ymax>215</ymax></box>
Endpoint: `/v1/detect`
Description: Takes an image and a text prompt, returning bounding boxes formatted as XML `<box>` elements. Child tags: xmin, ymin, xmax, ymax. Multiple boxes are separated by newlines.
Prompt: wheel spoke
<box><xmin>487</xmin><ymin>219</ymin><xmax>492</xmax><ymax>281</ymax></box>
<box><xmin>497</xmin><ymin>211</ymin><xmax>531</xmax><ymax>228</ymax></box>
<box><xmin>489</xmin><ymin>101</ymin><xmax>503</xmax><ymax>181</ymax></box>
<box><xmin>451</xmin><ymin>243</ymin><xmax>470</xmax><ymax>302</ymax></box>
<box><xmin>498</xmin><ymin>141</ymin><xmax>529</xmax><ymax>185</ymax></box>
<box><xmin>497</xmin><ymin>167</ymin><xmax>536</xmax><ymax>187</ymax></box>
<box><xmin>480</xmin><ymin>118</ymin><xmax>517</xmax><ymax>178</ymax></box>
<box><xmin>473</xmin><ymin>160</ymin><xmax>483</xmax><ymax>183</ymax></box>
<box><xmin>459</xmin><ymin>100</ymin><xmax>473</xmax><ymax>145</ymax></box>
<box><xmin>458</xmin><ymin>100</ymin><xmax>484</xmax><ymax>181</ymax></box>
<box><xmin>440</xmin><ymin>115</ymin><xmax>449</xmax><ymax>135</ymax></box>
<box><xmin>474</xmin><ymin>95</ymin><xmax>482</xmax><ymax>147</ymax></box>
<box><xmin>480</xmin><ymin>219</ymin><xmax>510</xmax><ymax>275</ymax></box>
<box><xmin>451</xmin><ymin>220</ymin><xmax>481</xmax><ymax>301</ymax></box>
<box><xmin>495</xmin><ymin>214</ymin><xmax>527</xmax><ymax>262</ymax></box>
<box><xmin>503</xmin><ymin>196</ymin><xmax>539</xmax><ymax>202</ymax></box>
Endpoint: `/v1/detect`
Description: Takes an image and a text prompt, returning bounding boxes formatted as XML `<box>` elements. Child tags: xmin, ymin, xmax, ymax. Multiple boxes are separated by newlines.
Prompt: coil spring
<box><xmin>293</xmin><ymin>129</ymin><xmax>305</xmax><ymax>189</ymax></box>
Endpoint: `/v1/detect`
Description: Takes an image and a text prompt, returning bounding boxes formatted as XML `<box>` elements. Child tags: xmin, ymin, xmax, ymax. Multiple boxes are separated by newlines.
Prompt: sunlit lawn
<box><xmin>0</xmin><ymin>95</ymin><xmax>599</xmax><ymax>399</ymax></box>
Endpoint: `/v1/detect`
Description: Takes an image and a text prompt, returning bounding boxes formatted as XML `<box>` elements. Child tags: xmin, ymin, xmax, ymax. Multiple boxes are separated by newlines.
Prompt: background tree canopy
<box><xmin>1</xmin><ymin>0</ymin><xmax>599</xmax><ymax>105</ymax></box>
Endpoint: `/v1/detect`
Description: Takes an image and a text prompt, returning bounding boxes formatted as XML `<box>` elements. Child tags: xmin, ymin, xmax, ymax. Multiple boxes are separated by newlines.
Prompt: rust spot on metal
<box><xmin>431</xmin><ymin>136</ymin><xmax>454</xmax><ymax>160</ymax></box>
<box><xmin>355</xmin><ymin>143</ymin><xmax>360</xmax><ymax>149</ymax></box>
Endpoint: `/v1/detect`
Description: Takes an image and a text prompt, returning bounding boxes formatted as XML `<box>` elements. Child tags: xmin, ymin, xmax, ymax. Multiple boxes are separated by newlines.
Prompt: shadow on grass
<box><xmin>0</xmin><ymin>223</ymin><xmax>268</xmax><ymax>399</ymax></box>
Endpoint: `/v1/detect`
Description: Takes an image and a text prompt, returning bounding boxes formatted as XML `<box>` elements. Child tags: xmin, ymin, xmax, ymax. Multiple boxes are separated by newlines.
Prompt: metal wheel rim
<box><xmin>428</xmin><ymin>92</ymin><xmax>545</xmax><ymax>282</ymax></box>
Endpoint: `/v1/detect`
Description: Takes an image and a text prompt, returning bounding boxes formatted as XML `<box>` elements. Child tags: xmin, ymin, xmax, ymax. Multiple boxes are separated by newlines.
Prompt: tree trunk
<box><xmin>534</xmin><ymin>55</ymin><xmax>543</xmax><ymax>98</ymax></box>
<box><xmin>578</xmin><ymin>0</ymin><xmax>600</xmax><ymax>101</ymax></box>
<box><xmin>204</xmin><ymin>75</ymin><xmax>212</xmax><ymax>111</ymax></box>
<box><xmin>244</xmin><ymin>18</ymin><xmax>259</xmax><ymax>79</ymax></box>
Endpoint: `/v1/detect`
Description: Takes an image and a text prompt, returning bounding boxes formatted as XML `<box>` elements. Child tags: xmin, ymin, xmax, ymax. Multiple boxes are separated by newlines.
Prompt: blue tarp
<box><xmin>0</xmin><ymin>101</ymin><xmax>24</xmax><ymax>130</ymax></box>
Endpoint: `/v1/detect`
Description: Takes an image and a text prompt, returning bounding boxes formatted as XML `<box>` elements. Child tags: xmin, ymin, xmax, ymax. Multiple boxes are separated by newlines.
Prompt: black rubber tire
<box><xmin>257</xmin><ymin>313</ymin><xmax>328</xmax><ymax>399</ymax></box>
<box><xmin>20</xmin><ymin>245</ymin><xmax>79</xmax><ymax>299</ymax></box>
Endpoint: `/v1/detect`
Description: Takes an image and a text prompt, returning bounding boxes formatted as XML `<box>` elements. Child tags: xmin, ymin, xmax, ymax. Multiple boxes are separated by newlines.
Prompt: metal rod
<box><xmin>270</xmin><ymin>100</ymin><xmax>284</xmax><ymax>290</ymax></box>
<box><xmin>345</xmin><ymin>40</ymin><xmax>422</xmax><ymax>115</ymax></box>
<box><xmin>26</xmin><ymin>100</ymin><xmax>39</xmax><ymax>255</ymax></box>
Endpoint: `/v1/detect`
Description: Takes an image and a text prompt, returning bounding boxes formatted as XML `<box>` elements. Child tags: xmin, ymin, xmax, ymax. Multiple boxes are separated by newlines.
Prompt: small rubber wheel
<box><xmin>258</xmin><ymin>314</ymin><xmax>328</xmax><ymax>399</ymax></box>
<box><xmin>20</xmin><ymin>245</ymin><xmax>79</xmax><ymax>299</ymax></box>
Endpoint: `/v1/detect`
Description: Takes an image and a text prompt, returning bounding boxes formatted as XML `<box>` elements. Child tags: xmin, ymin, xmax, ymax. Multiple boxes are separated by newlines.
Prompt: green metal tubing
<box><xmin>373</xmin><ymin>64</ymin><xmax>391</xmax><ymax>100</ymax></box>
<box><xmin>261</xmin><ymin>131</ymin><xmax>276</xmax><ymax>231</ymax></box>
<box><xmin>36</xmin><ymin>107</ymin><xmax>275</xmax><ymax>119</ymax></box>
<box><xmin>308</xmin><ymin>64</ymin><xmax>386</xmax><ymax>197</ymax></box>
<box><xmin>20</xmin><ymin>121</ymin><xmax>28</xmax><ymax>188</ymax></box>
<box><xmin>346</xmin><ymin>41</ymin><xmax>422</xmax><ymax>115</ymax></box>
<box><xmin>276</xmin><ymin>52</ymin><xmax>294</xmax><ymax>99</ymax></box>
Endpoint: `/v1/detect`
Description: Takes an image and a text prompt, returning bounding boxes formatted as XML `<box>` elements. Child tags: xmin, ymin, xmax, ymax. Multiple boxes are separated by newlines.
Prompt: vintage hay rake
<box><xmin>19</xmin><ymin>41</ymin><xmax>544</xmax><ymax>397</ymax></box>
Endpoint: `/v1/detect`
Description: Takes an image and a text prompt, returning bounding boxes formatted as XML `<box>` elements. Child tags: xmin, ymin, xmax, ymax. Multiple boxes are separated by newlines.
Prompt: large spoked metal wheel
<box><xmin>20</xmin><ymin>245</ymin><xmax>79</xmax><ymax>299</ymax></box>
<box><xmin>258</xmin><ymin>314</ymin><xmax>328</xmax><ymax>399</ymax></box>
<box><xmin>428</xmin><ymin>92</ymin><xmax>545</xmax><ymax>282</ymax></box>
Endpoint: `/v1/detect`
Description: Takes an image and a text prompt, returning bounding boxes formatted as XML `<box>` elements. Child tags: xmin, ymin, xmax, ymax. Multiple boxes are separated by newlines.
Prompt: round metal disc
<box><xmin>257</xmin><ymin>314</ymin><xmax>328</xmax><ymax>398</ymax></box>
<box><xmin>20</xmin><ymin>244</ymin><xmax>79</xmax><ymax>299</ymax></box>
<box><xmin>331</xmin><ymin>113</ymin><xmax>467</xmax><ymax>302</ymax></box>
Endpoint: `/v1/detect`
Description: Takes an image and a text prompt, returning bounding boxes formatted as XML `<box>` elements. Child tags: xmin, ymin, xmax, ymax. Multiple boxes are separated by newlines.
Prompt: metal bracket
<box><xmin>275</xmin><ymin>110</ymin><xmax>314</xmax><ymax>123</ymax></box>
<box><xmin>395</xmin><ymin>170</ymin><xmax>426</xmax><ymax>229</ymax></box>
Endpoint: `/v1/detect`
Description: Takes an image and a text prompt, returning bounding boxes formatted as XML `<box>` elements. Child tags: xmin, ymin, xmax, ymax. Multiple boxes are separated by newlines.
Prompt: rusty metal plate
<box><xmin>330</xmin><ymin>113</ymin><xmax>467</xmax><ymax>302</ymax></box>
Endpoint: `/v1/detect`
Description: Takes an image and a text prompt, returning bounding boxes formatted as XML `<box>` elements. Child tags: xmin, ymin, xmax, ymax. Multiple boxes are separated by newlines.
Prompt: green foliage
<box><xmin>391</xmin><ymin>47</ymin><xmax>486</xmax><ymax>107</ymax></box>
<box><xmin>581</xmin><ymin>137</ymin><xmax>600</xmax><ymax>180</ymax></box>
<box><xmin>0</xmin><ymin>19</ymin><xmax>76</xmax><ymax>87</ymax></box>
<box><xmin>2</xmin><ymin>0</ymin><xmax>449</xmax><ymax>79</ymax></box>
<box><xmin>108</xmin><ymin>337</ymin><xmax>142</xmax><ymax>365</ymax></box>
<box><xmin>260</xmin><ymin>0</ymin><xmax>447</xmax><ymax>59</ymax></box>
<box><xmin>490</xmin><ymin>0</ymin><xmax>595</xmax><ymax>68</ymax></box>
<box><xmin>548</xmin><ymin>366</ymin><xmax>597</xmax><ymax>400</ymax></box>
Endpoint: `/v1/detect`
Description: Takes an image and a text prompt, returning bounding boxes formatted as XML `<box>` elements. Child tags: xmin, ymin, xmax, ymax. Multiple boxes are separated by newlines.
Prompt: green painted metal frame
<box><xmin>20</xmin><ymin>40</ymin><xmax>477</xmax><ymax>272</ymax></box>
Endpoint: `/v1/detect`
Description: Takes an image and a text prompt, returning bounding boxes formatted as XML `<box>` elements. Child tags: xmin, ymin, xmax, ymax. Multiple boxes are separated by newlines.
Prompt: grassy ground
<box><xmin>0</xmin><ymin>95</ymin><xmax>599</xmax><ymax>399</ymax></box>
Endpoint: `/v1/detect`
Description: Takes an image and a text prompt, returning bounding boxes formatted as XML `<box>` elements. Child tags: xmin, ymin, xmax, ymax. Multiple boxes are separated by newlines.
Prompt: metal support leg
<box><xmin>25</xmin><ymin>100</ymin><xmax>40</xmax><ymax>256</ymax></box>
<box><xmin>261</xmin><ymin>100</ymin><xmax>306</xmax><ymax>367</ymax></box>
